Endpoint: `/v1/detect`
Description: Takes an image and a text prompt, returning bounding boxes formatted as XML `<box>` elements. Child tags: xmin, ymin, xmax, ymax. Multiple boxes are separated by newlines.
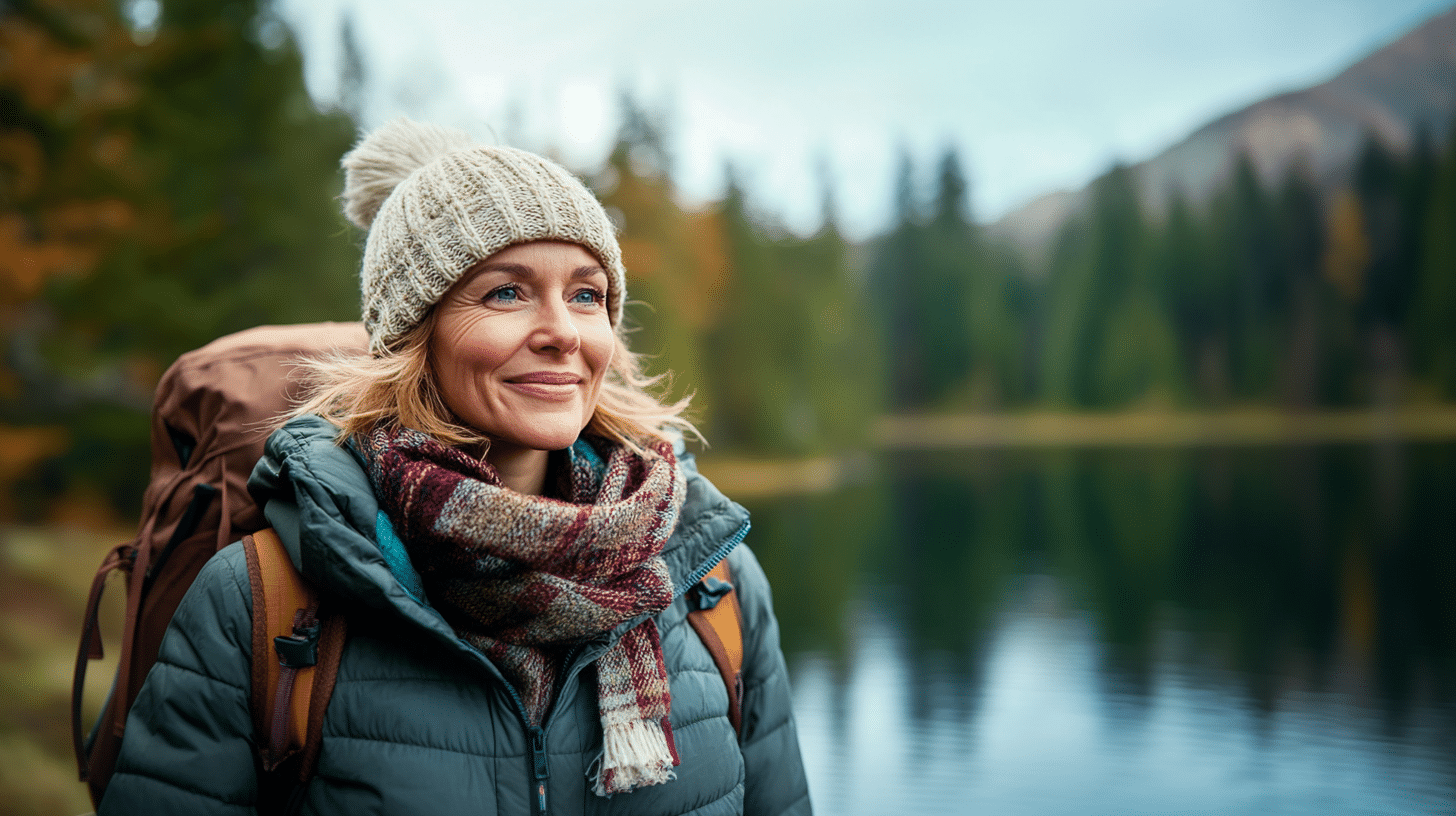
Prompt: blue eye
<box><xmin>486</xmin><ymin>285</ymin><xmax>520</xmax><ymax>303</ymax></box>
<box><xmin>571</xmin><ymin>288</ymin><xmax>604</xmax><ymax>305</ymax></box>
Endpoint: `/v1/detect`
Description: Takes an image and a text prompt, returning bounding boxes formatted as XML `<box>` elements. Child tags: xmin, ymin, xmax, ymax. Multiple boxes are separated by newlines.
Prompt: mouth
<box><xmin>503</xmin><ymin>371</ymin><xmax>583</xmax><ymax>401</ymax></box>
<box><xmin>507</xmin><ymin>372</ymin><xmax>583</xmax><ymax>385</ymax></box>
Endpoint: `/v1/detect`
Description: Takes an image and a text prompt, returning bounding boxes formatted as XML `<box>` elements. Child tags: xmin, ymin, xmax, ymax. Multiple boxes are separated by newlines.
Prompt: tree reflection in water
<box><xmin>741</xmin><ymin>442</ymin><xmax>1456</xmax><ymax>815</ymax></box>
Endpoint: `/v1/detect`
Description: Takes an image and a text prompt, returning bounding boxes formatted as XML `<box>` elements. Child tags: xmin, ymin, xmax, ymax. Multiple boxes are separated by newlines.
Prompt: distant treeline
<box><xmin>1028</xmin><ymin>133</ymin><xmax>1455</xmax><ymax>412</ymax></box>
<box><xmin>878</xmin><ymin>126</ymin><xmax>1456</xmax><ymax>414</ymax></box>
<box><xmin>634</xmin><ymin>115</ymin><xmax>1456</xmax><ymax>434</ymax></box>
<box><xmin>3</xmin><ymin>0</ymin><xmax>1454</xmax><ymax>520</ymax></box>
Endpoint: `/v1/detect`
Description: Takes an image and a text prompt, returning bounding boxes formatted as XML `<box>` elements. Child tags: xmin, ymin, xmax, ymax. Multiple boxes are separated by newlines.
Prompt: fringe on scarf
<box><xmin>589</xmin><ymin>715</ymin><xmax>680</xmax><ymax>796</ymax></box>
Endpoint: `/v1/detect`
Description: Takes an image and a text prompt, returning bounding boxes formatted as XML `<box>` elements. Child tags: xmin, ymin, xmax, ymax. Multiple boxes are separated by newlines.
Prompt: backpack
<box><xmin>71</xmin><ymin>321</ymin><xmax>748</xmax><ymax>810</ymax></box>
<box><xmin>70</xmin><ymin>322</ymin><xmax>369</xmax><ymax>807</ymax></box>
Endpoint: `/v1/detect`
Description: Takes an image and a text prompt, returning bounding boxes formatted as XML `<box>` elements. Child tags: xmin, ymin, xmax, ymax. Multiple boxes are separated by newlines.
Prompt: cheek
<box><xmin>582</xmin><ymin>325</ymin><xmax>616</xmax><ymax>384</ymax></box>
<box><xmin>430</xmin><ymin>316</ymin><xmax>510</xmax><ymax>400</ymax></box>
<box><xmin>428</xmin><ymin>347</ymin><xmax>473</xmax><ymax>417</ymax></box>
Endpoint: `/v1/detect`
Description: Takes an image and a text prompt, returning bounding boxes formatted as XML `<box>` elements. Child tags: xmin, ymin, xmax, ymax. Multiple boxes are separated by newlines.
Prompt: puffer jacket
<box><xmin>98</xmin><ymin>415</ymin><xmax>812</xmax><ymax>815</ymax></box>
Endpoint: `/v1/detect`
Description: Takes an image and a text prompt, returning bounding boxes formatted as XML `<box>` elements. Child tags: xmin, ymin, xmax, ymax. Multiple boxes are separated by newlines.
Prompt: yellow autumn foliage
<box><xmin>1323</xmin><ymin>188</ymin><xmax>1369</xmax><ymax>302</ymax></box>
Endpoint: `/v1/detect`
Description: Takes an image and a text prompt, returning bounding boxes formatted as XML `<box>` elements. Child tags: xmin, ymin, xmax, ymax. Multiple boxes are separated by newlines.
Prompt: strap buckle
<box><xmin>692</xmin><ymin>576</ymin><xmax>733</xmax><ymax>611</ymax></box>
<box><xmin>274</xmin><ymin>620</ymin><xmax>320</xmax><ymax>668</ymax></box>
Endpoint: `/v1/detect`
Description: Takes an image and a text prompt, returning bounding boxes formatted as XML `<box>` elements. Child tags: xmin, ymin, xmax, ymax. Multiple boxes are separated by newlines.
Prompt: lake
<box><xmin>742</xmin><ymin>442</ymin><xmax>1456</xmax><ymax>815</ymax></box>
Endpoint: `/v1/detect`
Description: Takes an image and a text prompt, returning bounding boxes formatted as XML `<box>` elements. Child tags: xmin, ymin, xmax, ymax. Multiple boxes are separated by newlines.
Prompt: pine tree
<box><xmin>790</xmin><ymin>172</ymin><xmax>882</xmax><ymax>450</ymax></box>
<box><xmin>918</xmin><ymin>147</ymin><xmax>975</xmax><ymax>403</ymax></box>
<box><xmin>1083</xmin><ymin>165</ymin><xmax>1178</xmax><ymax>407</ymax></box>
<box><xmin>594</xmin><ymin>94</ymin><xmax>722</xmax><ymax>425</ymax></box>
<box><xmin>705</xmin><ymin>171</ymin><xmax>797</xmax><ymax>449</ymax></box>
<box><xmin>1209</xmin><ymin>154</ymin><xmax>1283</xmax><ymax>399</ymax></box>
<box><xmin>1272</xmin><ymin>163</ymin><xmax>1329</xmax><ymax>407</ymax></box>
<box><xmin>1412</xmin><ymin>119</ymin><xmax>1456</xmax><ymax>397</ymax></box>
<box><xmin>1150</xmin><ymin>193</ymin><xmax>1219</xmax><ymax>403</ymax></box>
<box><xmin>1039</xmin><ymin>209</ymin><xmax>1096</xmax><ymax>407</ymax></box>
<box><xmin>707</xmin><ymin>165</ymin><xmax>881</xmax><ymax>453</ymax></box>
<box><xmin>1320</xmin><ymin>187</ymin><xmax>1370</xmax><ymax>405</ymax></box>
<box><xmin>868</xmin><ymin>147</ymin><xmax>988</xmax><ymax>411</ymax></box>
<box><xmin>869</xmin><ymin>149</ymin><xmax>930</xmax><ymax>410</ymax></box>
<box><xmin>1041</xmin><ymin>164</ymin><xmax>1175</xmax><ymax>408</ymax></box>
<box><xmin>1352</xmin><ymin>132</ymin><xmax>1418</xmax><ymax>404</ymax></box>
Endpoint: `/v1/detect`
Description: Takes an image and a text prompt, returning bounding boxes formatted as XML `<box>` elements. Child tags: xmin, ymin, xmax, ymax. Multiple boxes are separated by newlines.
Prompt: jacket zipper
<box><xmin>443</xmin><ymin>513</ymin><xmax>743</xmax><ymax>814</ymax></box>
<box><xmin>675</xmin><ymin>517</ymin><xmax>752</xmax><ymax>594</ymax></box>
<box><xmin>500</xmin><ymin>640</ymin><xmax>590</xmax><ymax>816</ymax></box>
<box><xmin>509</xmin><ymin>517</ymin><xmax>746</xmax><ymax>812</ymax></box>
<box><xmin>529</xmin><ymin>725</ymin><xmax>549</xmax><ymax>815</ymax></box>
<box><xmin>494</xmin><ymin>679</ymin><xmax>550</xmax><ymax>815</ymax></box>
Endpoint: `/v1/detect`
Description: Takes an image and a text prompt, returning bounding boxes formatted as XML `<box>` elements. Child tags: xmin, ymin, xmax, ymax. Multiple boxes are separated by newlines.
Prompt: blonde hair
<box><xmin>290</xmin><ymin>311</ymin><xmax>698</xmax><ymax>456</ymax></box>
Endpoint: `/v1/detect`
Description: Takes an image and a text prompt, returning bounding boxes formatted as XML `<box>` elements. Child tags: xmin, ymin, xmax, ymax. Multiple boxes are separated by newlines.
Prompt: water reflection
<box><xmin>743</xmin><ymin>443</ymin><xmax>1456</xmax><ymax>815</ymax></box>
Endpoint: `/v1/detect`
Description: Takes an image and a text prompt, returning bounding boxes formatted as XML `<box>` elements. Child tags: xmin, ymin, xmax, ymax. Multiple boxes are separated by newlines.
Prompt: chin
<box><xmin>495</xmin><ymin>421</ymin><xmax>590</xmax><ymax>453</ymax></box>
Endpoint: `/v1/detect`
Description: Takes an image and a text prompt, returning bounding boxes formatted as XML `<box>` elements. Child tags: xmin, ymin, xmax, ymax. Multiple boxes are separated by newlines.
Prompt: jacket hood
<box><xmin>247</xmin><ymin>415</ymin><xmax>750</xmax><ymax>642</ymax></box>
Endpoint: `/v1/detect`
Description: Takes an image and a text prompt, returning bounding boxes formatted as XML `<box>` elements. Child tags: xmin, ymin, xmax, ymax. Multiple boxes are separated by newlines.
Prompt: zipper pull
<box><xmin>530</xmin><ymin>725</ymin><xmax>549</xmax><ymax>814</ymax></box>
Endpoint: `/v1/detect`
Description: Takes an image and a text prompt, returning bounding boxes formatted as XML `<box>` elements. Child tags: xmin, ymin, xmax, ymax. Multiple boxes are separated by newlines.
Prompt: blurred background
<box><xmin>3</xmin><ymin>0</ymin><xmax>1456</xmax><ymax>813</ymax></box>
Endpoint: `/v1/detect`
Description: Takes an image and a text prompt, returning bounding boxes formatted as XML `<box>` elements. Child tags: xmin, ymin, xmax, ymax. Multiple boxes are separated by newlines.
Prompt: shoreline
<box><xmin>874</xmin><ymin>406</ymin><xmax>1456</xmax><ymax>449</ymax></box>
<box><xmin>697</xmin><ymin>407</ymin><xmax>1456</xmax><ymax>497</ymax></box>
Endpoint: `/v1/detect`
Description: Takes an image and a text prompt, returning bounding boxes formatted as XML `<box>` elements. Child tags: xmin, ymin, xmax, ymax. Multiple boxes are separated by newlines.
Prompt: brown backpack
<box><xmin>71</xmin><ymin>321</ymin><xmax>749</xmax><ymax>811</ymax></box>
<box><xmin>71</xmin><ymin>322</ymin><xmax>368</xmax><ymax>808</ymax></box>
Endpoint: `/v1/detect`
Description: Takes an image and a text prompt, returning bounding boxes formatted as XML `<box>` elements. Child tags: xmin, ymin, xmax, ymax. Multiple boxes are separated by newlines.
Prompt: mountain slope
<box><xmin>994</xmin><ymin>4</ymin><xmax>1456</xmax><ymax>252</ymax></box>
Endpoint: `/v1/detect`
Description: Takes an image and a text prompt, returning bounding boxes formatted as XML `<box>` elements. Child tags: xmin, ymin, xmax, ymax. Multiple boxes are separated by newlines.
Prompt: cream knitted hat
<box><xmin>341</xmin><ymin>118</ymin><xmax>626</xmax><ymax>355</ymax></box>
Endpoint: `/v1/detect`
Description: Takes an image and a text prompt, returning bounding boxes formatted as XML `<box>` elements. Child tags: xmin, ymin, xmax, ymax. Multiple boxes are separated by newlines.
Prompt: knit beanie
<box><xmin>340</xmin><ymin>118</ymin><xmax>626</xmax><ymax>355</ymax></box>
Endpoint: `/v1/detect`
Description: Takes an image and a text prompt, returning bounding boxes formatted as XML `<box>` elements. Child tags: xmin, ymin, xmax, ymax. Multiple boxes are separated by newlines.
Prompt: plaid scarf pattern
<box><xmin>360</xmin><ymin>425</ymin><xmax>687</xmax><ymax>795</ymax></box>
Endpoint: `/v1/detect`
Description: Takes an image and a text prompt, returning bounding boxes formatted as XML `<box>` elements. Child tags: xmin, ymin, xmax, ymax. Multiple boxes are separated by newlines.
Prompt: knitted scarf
<box><xmin>360</xmin><ymin>425</ymin><xmax>687</xmax><ymax>796</ymax></box>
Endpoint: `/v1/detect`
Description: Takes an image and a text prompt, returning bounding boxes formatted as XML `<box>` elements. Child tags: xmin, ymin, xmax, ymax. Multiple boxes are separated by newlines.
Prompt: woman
<box><xmin>99</xmin><ymin>119</ymin><xmax>811</xmax><ymax>815</ymax></box>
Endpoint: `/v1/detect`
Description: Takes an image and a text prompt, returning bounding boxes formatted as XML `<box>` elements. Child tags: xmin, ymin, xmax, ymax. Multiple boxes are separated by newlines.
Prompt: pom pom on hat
<box><xmin>340</xmin><ymin>117</ymin><xmax>627</xmax><ymax>355</ymax></box>
<box><xmin>342</xmin><ymin>119</ymin><xmax>476</xmax><ymax>230</ymax></box>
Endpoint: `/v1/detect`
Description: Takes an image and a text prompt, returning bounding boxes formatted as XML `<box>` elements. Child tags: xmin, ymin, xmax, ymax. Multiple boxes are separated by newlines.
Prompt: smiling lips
<box><xmin>504</xmin><ymin>371</ymin><xmax>584</xmax><ymax>400</ymax></box>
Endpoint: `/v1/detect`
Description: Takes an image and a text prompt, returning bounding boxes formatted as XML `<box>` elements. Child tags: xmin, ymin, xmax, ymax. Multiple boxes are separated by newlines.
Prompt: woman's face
<box><xmin>429</xmin><ymin>240</ymin><xmax>615</xmax><ymax>457</ymax></box>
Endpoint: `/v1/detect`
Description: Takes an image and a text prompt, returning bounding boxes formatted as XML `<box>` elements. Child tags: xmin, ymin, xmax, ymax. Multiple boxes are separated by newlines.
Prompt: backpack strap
<box><xmin>71</xmin><ymin>541</ymin><xmax>136</xmax><ymax>785</ymax></box>
<box><xmin>242</xmin><ymin>529</ymin><xmax>346</xmax><ymax>782</ymax></box>
<box><xmin>686</xmin><ymin>559</ymin><xmax>745</xmax><ymax>738</ymax></box>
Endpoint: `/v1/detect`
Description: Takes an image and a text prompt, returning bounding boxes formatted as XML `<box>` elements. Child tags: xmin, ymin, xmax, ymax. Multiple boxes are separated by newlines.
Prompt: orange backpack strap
<box><xmin>242</xmin><ymin>528</ymin><xmax>346</xmax><ymax>781</ymax></box>
<box><xmin>686</xmin><ymin>558</ymin><xmax>745</xmax><ymax>738</ymax></box>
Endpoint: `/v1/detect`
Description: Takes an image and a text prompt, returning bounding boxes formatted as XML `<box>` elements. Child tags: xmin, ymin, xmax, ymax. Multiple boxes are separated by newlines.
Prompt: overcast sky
<box><xmin>278</xmin><ymin>0</ymin><xmax>1455</xmax><ymax>238</ymax></box>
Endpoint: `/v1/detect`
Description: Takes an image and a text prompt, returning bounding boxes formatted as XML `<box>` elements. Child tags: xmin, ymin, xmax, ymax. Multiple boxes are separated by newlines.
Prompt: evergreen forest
<box><xmin>4</xmin><ymin>0</ymin><xmax>1456</xmax><ymax>522</ymax></box>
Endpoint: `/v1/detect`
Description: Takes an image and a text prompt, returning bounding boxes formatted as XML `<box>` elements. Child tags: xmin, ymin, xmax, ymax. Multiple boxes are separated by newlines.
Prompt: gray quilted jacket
<box><xmin>98</xmin><ymin>415</ymin><xmax>812</xmax><ymax>815</ymax></box>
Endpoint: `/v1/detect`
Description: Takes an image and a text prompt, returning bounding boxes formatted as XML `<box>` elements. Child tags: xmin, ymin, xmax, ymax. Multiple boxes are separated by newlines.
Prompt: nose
<box><xmin>529</xmin><ymin>298</ymin><xmax>580</xmax><ymax>355</ymax></box>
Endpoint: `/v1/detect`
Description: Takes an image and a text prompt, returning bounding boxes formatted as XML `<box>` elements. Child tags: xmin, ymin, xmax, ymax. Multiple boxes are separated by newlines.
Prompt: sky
<box><xmin>277</xmin><ymin>0</ymin><xmax>1456</xmax><ymax>239</ymax></box>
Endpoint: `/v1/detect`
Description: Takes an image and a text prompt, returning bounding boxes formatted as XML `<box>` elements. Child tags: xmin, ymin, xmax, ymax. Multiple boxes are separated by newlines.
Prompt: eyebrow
<box><xmin>472</xmin><ymin>262</ymin><xmax>607</xmax><ymax>280</ymax></box>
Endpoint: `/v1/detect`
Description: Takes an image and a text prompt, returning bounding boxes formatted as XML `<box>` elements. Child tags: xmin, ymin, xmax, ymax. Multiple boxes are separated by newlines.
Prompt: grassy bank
<box><xmin>697</xmin><ymin>406</ymin><xmax>1456</xmax><ymax>498</ymax></box>
<box><xmin>1</xmin><ymin>524</ymin><xmax>126</xmax><ymax>816</ymax></box>
<box><xmin>694</xmin><ymin>452</ymin><xmax>875</xmax><ymax>499</ymax></box>
<box><xmin>874</xmin><ymin>406</ymin><xmax>1456</xmax><ymax>449</ymax></box>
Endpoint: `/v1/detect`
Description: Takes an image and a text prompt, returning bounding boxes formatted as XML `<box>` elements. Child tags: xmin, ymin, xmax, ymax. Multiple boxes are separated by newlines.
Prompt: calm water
<box><xmin>743</xmin><ymin>443</ymin><xmax>1456</xmax><ymax>815</ymax></box>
